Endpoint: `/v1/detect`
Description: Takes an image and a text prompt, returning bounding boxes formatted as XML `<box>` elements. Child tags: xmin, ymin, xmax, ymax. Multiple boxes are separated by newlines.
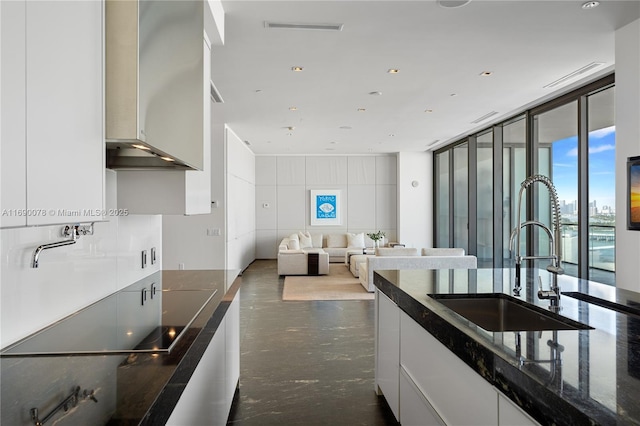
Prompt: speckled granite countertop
<box><xmin>0</xmin><ymin>270</ymin><xmax>241</xmax><ymax>426</ymax></box>
<box><xmin>374</xmin><ymin>268</ymin><xmax>640</xmax><ymax>426</ymax></box>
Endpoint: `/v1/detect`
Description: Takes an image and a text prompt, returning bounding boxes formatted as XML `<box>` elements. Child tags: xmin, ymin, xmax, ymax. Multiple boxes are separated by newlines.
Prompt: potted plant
<box><xmin>366</xmin><ymin>230</ymin><xmax>386</xmax><ymax>248</ymax></box>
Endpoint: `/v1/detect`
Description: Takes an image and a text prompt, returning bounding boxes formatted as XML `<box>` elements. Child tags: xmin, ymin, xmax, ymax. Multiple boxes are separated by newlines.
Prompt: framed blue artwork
<box><xmin>310</xmin><ymin>189</ymin><xmax>341</xmax><ymax>226</ymax></box>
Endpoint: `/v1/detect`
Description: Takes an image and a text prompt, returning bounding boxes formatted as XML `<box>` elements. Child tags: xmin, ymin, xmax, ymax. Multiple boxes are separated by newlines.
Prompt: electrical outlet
<box><xmin>178</xmin><ymin>263</ymin><xmax>185</xmax><ymax>270</ymax></box>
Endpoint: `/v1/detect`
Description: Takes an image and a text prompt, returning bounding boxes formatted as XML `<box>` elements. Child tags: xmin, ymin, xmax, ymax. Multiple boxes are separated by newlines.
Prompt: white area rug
<box><xmin>282</xmin><ymin>264</ymin><xmax>374</xmax><ymax>301</ymax></box>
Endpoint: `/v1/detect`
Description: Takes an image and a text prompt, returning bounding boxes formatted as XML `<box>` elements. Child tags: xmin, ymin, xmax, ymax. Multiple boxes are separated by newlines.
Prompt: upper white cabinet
<box><xmin>1</xmin><ymin>0</ymin><xmax>104</xmax><ymax>228</ymax></box>
<box><xmin>0</xmin><ymin>1</ymin><xmax>27</xmax><ymax>228</ymax></box>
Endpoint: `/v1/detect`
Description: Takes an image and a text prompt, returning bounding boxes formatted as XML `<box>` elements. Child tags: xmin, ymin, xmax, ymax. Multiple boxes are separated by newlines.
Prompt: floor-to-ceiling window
<box><xmin>532</xmin><ymin>101</ymin><xmax>578</xmax><ymax>274</ymax></box>
<box><xmin>453</xmin><ymin>142</ymin><xmax>469</xmax><ymax>253</ymax></box>
<box><xmin>435</xmin><ymin>151</ymin><xmax>450</xmax><ymax>247</ymax></box>
<box><xmin>476</xmin><ymin>131</ymin><xmax>493</xmax><ymax>267</ymax></box>
<box><xmin>433</xmin><ymin>75</ymin><xmax>615</xmax><ymax>285</ymax></box>
<box><xmin>503</xmin><ymin>116</ymin><xmax>527</xmax><ymax>266</ymax></box>
<box><xmin>587</xmin><ymin>86</ymin><xmax>616</xmax><ymax>284</ymax></box>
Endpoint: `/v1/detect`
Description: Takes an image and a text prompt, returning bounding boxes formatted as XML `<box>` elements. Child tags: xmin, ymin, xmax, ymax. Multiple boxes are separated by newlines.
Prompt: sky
<box><xmin>552</xmin><ymin>125</ymin><xmax>616</xmax><ymax>211</ymax></box>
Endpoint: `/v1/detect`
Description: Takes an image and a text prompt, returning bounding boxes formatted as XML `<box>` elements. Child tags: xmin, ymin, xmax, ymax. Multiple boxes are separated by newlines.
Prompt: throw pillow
<box><xmin>298</xmin><ymin>231</ymin><xmax>313</xmax><ymax>248</ymax></box>
<box><xmin>289</xmin><ymin>233</ymin><xmax>299</xmax><ymax>242</ymax></box>
<box><xmin>327</xmin><ymin>234</ymin><xmax>347</xmax><ymax>248</ymax></box>
<box><xmin>288</xmin><ymin>239</ymin><xmax>300</xmax><ymax>250</ymax></box>
<box><xmin>311</xmin><ymin>233</ymin><xmax>323</xmax><ymax>248</ymax></box>
<box><xmin>347</xmin><ymin>232</ymin><xmax>365</xmax><ymax>248</ymax></box>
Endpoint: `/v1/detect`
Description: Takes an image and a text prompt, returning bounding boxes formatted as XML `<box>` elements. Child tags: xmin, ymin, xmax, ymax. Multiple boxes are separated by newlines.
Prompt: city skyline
<box><xmin>552</xmin><ymin>125</ymin><xmax>616</xmax><ymax>214</ymax></box>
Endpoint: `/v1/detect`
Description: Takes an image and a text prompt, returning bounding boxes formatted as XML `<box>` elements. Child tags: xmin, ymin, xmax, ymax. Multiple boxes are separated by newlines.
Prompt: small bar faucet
<box><xmin>510</xmin><ymin>175</ymin><xmax>564</xmax><ymax>308</ymax></box>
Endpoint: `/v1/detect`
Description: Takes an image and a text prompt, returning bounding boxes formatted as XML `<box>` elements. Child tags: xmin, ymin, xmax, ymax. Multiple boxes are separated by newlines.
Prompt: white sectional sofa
<box><xmin>278</xmin><ymin>231</ymin><xmax>382</xmax><ymax>273</ymax></box>
<box><xmin>357</xmin><ymin>247</ymin><xmax>478</xmax><ymax>292</ymax></box>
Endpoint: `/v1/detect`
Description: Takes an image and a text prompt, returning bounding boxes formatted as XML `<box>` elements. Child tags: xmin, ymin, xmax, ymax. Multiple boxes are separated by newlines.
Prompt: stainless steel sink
<box><xmin>429</xmin><ymin>293</ymin><xmax>593</xmax><ymax>332</ymax></box>
<box><xmin>562</xmin><ymin>292</ymin><xmax>640</xmax><ymax>318</ymax></box>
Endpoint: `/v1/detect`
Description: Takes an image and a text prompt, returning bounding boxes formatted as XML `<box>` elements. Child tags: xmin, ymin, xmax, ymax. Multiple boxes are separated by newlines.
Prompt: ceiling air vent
<box><xmin>210</xmin><ymin>81</ymin><xmax>224</xmax><ymax>103</ymax></box>
<box><xmin>264</xmin><ymin>21</ymin><xmax>344</xmax><ymax>31</ymax></box>
<box><xmin>543</xmin><ymin>62</ymin><xmax>605</xmax><ymax>88</ymax></box>
<box><xmin>471</xmin><ymin>111</ymin><xmax>498</xmax><ymax>124</ymax></box>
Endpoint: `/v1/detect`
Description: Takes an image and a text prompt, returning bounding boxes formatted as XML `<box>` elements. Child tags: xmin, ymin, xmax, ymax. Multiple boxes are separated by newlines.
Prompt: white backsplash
<box><xmin>0</xmin><ymin>172</ymin><xmax>162</xmax><ymax>348</ymax></box>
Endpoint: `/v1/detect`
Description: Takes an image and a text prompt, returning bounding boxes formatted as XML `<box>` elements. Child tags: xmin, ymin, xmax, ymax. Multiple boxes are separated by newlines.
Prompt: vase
<box><xmin>374</xmin><ymin>240</ymin><xmax>379</xmax><ymax>248</ymax></box>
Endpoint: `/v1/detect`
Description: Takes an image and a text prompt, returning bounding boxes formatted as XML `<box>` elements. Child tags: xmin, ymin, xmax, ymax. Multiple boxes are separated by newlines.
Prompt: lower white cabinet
<box><xmin>375</xmin><ymin>290</ymin><xmax>400</xmax><ymax>419</ymax></box>
<box><xmin>400</xmin><ymin>311</ymin><xmax>498</xmax><ymax>425</ymax></box>
<box><xmin>167</xmin><ymin>291</ymin><xmax>240</xmax><ymax>425</ymax></box>
<box><xmin>374</xmin><ymin>292</ymin><xmax>540</xmax><ymax>426</ymax></box>
<box><xmin>399</xmin><ymin>366</ymin><xmax>446</xmax><ymax>426</ymax></box>
<box><xmin>498</xmin><ymin>393</ymin><xmax>539</xmax><ymax>426</ymax></box>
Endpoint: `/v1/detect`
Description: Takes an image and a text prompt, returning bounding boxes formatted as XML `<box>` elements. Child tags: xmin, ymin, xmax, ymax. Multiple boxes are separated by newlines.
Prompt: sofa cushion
<box><xmin>288</xmin><ymin>239</ymin><xmax>300</xmax><ymax>250</ymax></box>
<box><xmin>422</xmin><ymin>247</ymin><xmax>465</xmax><ymax>256</ymax></box>
<box><xmin>280</xmin><ymin>249</ymin><xmax>305</xmax><ymax>255</ymax></box>
<box><xmin>289</xmin><ymin>233</ymin><xmax>299</xmax><ymax>242</ymax></box>
<box><xmin>327</xmin><ymin>234</ymin><xmax>347</xmax><ymax>248</ymax></box>
<box><xmin>298</xmin><ymin>231</ymin><xmax>313</xmax><ymax>248</ymax></box>
<box><xmin>347</xmin><ymin>232</ymin><xmax>365</xmax><ymax>248</ymax></box>
<box><xmin>375</xmin><ymin>247</ymin><xmax>419</xmax><ymax>256</ymax></box>
<box><xmin>311</xmin><ymin>233</ymin><xmax>323</xmax><ymax>248</ymax></box>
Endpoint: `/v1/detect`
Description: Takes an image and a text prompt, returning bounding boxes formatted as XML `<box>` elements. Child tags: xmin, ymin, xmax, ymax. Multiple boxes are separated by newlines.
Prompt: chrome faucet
<box><xmin>509</xmin><ymin>175</ymin><xmax>563</xmax><ymax>310</ymax></box>
<box><xmin>31</xmin><ymin>224</ymin><xmax>93</xmax><ymax>268</ymax></box>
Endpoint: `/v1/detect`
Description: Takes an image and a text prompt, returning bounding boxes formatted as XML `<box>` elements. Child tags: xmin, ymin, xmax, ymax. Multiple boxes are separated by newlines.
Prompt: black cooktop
<box><xmin>0</xmin><ymin>272</ymin><xmax>217</xmax><ymax>356</ymax></box>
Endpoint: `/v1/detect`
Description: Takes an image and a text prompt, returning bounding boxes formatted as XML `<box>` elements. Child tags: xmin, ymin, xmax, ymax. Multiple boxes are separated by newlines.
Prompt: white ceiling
<box><xmin>210</xmin><ymin>0</ymin><xmax>639</xmax><ymax>155</ymax></box>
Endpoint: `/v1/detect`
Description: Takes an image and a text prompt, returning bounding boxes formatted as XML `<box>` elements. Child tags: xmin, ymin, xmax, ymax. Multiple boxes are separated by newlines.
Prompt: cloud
<box><xmin>589</xmin><ymin>125</ymin><xmax>615</xmax><ymax>139</ymax></box>
<box><xmin>565</xmin><ymin>144</ymin><xmax>615</xmax><ymax>157</ymax></box>
<box><xmin>553</xmin><ymin>163</ymin><xmax>574</xmax><ymax>168</ymax></box>
<box><xmin>589</xmin><ymin>144</ymin><xmax>615</xmax><ymax>154</ymax></box>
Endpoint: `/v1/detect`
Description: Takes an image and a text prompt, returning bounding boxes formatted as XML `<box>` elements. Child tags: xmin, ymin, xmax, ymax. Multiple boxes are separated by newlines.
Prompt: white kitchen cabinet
<box><xmin>0</xmin><ymin>0</ymin><xmax>27</xmax><ymax>228</ymax></box>
<box><xmin>400</xmin><ymin>311</ymin><xmax>498</xmax><ymax>425</ymax></box>
<box><xmin>167</xmin><ymin>290</ymin><xmax>240</xmax><ymax>425</ymax></box>
<box><xmin>498</xmin><ymin>393</ymin><xmax>540</xmax><ymax>426</ymax></box>
<box><xmin>115</xmin><ymin>38</ymin><xmax>211</xmax><ymax>215</ymax></box>
<box><xmin>0</xmin><ymin>0</ymin><xmax>103</xmax><ymax>228</ymax></box>
<box><xmin>375</xmin><ymin>291</ymin><xmax>541</xmax><ymax>426</ymax></box>
<box><xmin>375</xmin><ymin>290</ymin><xmax>400</xmax><ymax>420</ymax></box>
<box><xmin>400</xmin><ymin>366</ymin><xmax>446</xmax><ymax>426</ymax></box>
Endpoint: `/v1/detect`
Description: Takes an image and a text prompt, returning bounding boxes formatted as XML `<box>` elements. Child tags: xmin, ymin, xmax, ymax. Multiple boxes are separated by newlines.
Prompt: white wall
<box><xmin>255</xmin><ymin>154</ymin><xmax>399</xmax><ymax>258</ymax></box>
<box><xmin>615</xmin><ymin>18</ymin><xmax>640</xmax><ymax>292</ymax></box>
<box><xmin>0</xmin><ymin>170</ymin><xmax>161</xmax><ymax>348</ymax></box>
<box><xmin>397</xmin><ymin>152</ymin><xmax>432</xmax><ymax>249</ymax></box>
<box><xmin>226</xmin><ymin>127</ymin><xmax>256</xmax><ymax>271</ymax></box>
<box><xmin>162</xmin><ymin>107</ymin><xmax>226</xmax><ymax>271</ymax></box>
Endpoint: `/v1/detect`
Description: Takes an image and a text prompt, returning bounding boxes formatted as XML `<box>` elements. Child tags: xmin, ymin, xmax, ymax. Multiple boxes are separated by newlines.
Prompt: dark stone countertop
<box><xmin>374</xmin><ymin>268</ymin><xmax>640</xmax><ymax>426</ymax></box>
<box><xmin>0</xmin><ymin>270</ymin><xmax>241</xmax><ymax>426</ymax></box>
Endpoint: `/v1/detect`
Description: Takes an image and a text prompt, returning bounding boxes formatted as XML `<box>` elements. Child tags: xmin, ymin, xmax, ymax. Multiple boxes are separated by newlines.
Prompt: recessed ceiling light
<box><xmin>291</xmin><ymin>66</ymin><xmax>304</xmax><ymax>72</ymax></box>
<box><xmin>160</xmin><ymin>156</ymin><xmax>175</xmax><ymax>162</ymax></box>
<box><xmin>244</xmin><ymin>140</ymin><xmax>251</xmax><ymax>146</ymax></box>
<box><xmin>450</xmin><ymin>93</ymin><xmax>458</xmax><ymax>97</ymax></box>
<box><xmin>330</xmin><ymin>141</ymin><xmax>337</xmax><ymax>144</ymax></box>
<box><xmin>289</xmin><ymin>106</ymin><xmax>298</xmax><ymax>111</ymax></box>
<box><xmin>479</xmin><ymin>71</ymin><xmax>493</xmax><ymax>76</ymax></box>
<box><xmin>286</xmin><ymin>126</ymin><xmax>295</xmax><ymax>131</ymax></box>
<box><xmin>131</xmin><ymin>144</ymin><xmax>150</xmax><ymax>150</ymax></box>
<box><xmin>437</xmin><ymin>0</ymin><xmax>472</xmax><ymax>8</ymax></box>
<box><xmin>582</xmin><ymin>1</ymin><xmax>600</xmax><ymax>9</ymax></box>
<box><xmin>369</xmin><ymin>91</ymin><xmax>382</xmax><ymax>96</ymax></box>
<box><xmin>389</xmin><ymin>134</ymin><xmax>395</xmax><ymax>137</ymax></box>
<box><xmin>387</xmin><ymin>69</ymin><xmax>400</xmax><ymax>74</ymax></box>
<box><xmin>254</xmin><ymin>89</ymin><xmax>263</xmax><ymax>93</ymax></box>
<box><xmin>357</xmin><ymin>108</ymin><xmax>366</xmax><ymax>112</ymax></box>
<box><xmin>339</xmin><ymin>126</ymin><xmax>352</xmax><ymax>130</ymax></box>
<box><xmin>425</xmin><ymin>109</ymin><xmax>434</xmax><ymax>113</ymax></box>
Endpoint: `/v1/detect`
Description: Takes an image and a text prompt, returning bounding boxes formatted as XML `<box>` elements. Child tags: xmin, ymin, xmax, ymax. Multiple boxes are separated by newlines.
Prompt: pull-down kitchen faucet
<box><xmin>509</xmin><ymin>175</ymin><xmax>564</xmax><ymax>310</ymax></box>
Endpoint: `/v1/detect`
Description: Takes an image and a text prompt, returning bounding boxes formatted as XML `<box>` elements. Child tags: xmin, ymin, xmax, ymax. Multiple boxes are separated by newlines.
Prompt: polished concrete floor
<box><xmin>227</xmin><ymin>260</ymin><xmax>398</xmax><ymax>426</ymax></box>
